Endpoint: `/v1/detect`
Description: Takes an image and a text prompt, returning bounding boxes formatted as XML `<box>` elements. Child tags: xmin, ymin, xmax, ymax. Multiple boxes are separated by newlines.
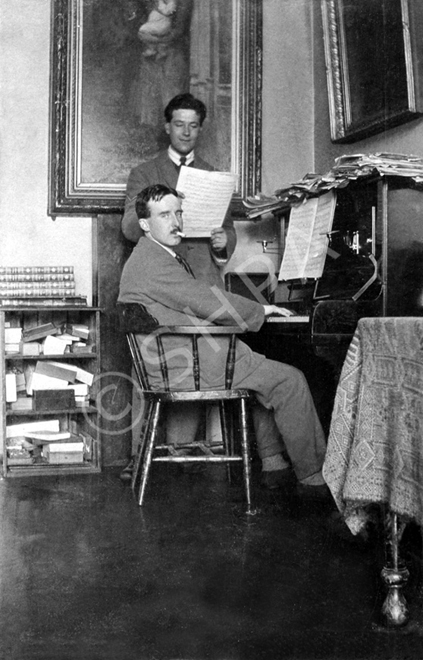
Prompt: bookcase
<box><xmin>0</xmin><ymin>306</ymin><xmax>102</xmax><ymax>477</ymax></box>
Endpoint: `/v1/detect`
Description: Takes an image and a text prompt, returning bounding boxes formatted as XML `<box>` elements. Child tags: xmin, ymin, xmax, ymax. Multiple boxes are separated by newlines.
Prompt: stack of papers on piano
<box><xmin>243</xmin><ymin>153</ymin><xmax>423</xmax><ymax>218</ymax></box>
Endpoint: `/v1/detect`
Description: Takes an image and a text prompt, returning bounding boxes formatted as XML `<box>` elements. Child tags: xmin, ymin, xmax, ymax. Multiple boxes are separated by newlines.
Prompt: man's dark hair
<box><xmin>135</xmin><ymin>184</ymin><xmax>180</xmax><ymax>220</ymax></box>
<box><xmin>164</xmin><ymin>93</ymin><xmax>207</xmax><ymax>125</ymax></box>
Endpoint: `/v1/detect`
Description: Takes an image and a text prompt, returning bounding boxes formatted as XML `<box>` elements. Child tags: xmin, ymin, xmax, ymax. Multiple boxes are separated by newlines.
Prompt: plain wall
<box><xmin>0</xmin><ymin>0</ymin><xmax>92</xmax><ymax>301</ymax></box>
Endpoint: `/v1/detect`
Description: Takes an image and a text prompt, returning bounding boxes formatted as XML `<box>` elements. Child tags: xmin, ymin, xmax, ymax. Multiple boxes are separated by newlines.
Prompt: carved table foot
<box><xmin>381</xmin><ymin>511</ymin><xmax>410</xmax><ymax>627</ymax></box>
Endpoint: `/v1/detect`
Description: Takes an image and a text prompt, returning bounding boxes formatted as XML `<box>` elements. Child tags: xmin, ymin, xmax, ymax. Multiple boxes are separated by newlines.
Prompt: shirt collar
<box><xmin>148</xmin><ymin>235</ymin><xmax>177</xmax><ymax>258</ymax></box>
<box><xmin>168</xmin><ymin>145</ymin><xmax>194</xmax><ymax>167</ymax></box>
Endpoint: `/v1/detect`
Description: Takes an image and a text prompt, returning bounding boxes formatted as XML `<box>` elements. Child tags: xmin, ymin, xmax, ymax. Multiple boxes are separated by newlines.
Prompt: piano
<box><xmin>226</xmin><ymin>174</ymin><xmax>423</xmax><ymax>428</ymax></box>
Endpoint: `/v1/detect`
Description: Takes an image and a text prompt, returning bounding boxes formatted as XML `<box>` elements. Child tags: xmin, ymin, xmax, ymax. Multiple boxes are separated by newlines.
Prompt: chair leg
<box><xmin>219</xmin><ymin>400</ymin><xmax>232</xmax><ymax>483</ymax></box>
<box><xmin>240</xmin><ymin>398</ymin><xmax>253</xmax><ymax>514</ymax></box>
<box><xmin>131</xmin><ymin>399</ymin><xmax>154</xmax><ymax>491</ymax></box>
<box><xmin>138</xmin><ymin>400</ymin><xmax>162</xmax><ymax>506</ymax></box>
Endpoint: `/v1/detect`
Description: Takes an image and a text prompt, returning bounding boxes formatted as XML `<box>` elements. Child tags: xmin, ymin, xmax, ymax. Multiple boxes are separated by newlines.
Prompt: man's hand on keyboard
<box><xmin>263</xmin><ymin>305</ymin><xmax>295</xmax><ymax>318</ymax></box>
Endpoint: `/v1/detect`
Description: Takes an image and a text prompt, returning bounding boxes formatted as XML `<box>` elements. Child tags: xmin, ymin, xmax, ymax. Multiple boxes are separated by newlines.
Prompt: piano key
<box><xmin>265</xmin><ymin>315</ymin><xmax>310</xmax><ymax>323</ymax></box>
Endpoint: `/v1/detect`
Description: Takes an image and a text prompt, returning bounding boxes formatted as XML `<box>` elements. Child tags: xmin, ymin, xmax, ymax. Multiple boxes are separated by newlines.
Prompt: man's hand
<box><xmin>263</xmin><ymin>305</ymin><xmax>294</xmax><ymax>317</ymax></box>
<box><xmin>210</xmin><ymin>228</ymin><xmax>228</xmax><ymax>252</ymax></box>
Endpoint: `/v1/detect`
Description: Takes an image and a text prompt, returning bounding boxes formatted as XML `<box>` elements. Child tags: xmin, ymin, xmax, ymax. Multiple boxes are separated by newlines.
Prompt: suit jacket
<box><xmin>118</xmin><ymin>237</ymin><xmax>266</xmax><ymax>390</ymax></box>
<box><xmin>121</xmin><ymin>151</ymin><xmax>237</xmax><ymax>289</ymax></box>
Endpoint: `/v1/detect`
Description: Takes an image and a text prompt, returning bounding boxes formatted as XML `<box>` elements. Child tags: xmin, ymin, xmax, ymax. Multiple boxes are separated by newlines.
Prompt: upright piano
<box><xmin>227</xmin><ymin>174</ymin><xmax>423</xmax><ymax>429</ymax></box>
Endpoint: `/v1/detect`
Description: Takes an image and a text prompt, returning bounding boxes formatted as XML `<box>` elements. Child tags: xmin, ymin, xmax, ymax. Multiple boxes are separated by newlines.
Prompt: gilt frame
<box><xmin>321</xmin><ymin>0</ymin><xmax>423</xmax><ymax>143</ymax></box>
<box><xmin>48</xmin><ymin>0</ymin><xmax>262</xmax><ymax>215</ymax></box>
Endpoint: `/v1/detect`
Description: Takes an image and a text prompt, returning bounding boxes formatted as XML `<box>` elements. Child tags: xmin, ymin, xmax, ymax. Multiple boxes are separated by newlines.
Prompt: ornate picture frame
<box><xmin>321</xmin><ymin>0</ymin><xmax>423</xmax><ymax>143</ymax></box>
<box><xmin>48</xmin><ymin>0</ymin><xmax>262</xmax><ymax>216</ymax></box>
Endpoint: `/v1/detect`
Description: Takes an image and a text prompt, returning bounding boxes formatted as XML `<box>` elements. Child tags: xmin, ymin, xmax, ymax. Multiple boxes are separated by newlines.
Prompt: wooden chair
<box><xmin>117</xmin><ymin>302</ymin><xmax>255</xmax><ymax>513</ymax></box>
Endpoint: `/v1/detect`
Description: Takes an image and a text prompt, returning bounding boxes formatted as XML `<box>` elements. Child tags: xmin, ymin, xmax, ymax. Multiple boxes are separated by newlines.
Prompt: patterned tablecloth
<box><xmin>323</xmin><ymin>317</ymin><xmax>423</xmax><ymax>534</ymax></box>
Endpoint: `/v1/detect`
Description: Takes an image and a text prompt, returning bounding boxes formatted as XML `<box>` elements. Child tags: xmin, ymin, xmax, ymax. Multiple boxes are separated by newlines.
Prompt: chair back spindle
<box><xmin>116</xmin><ymin>302</ymin><xmax>254</xmax><ymax>512</ymax></box>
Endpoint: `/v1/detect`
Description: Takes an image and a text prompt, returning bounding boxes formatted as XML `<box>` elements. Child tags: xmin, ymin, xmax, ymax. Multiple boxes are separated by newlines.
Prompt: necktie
<box><xmin>180</xmin><ymin>156</ymin><xmax>187</xmax><ymax>167</ymax></box>
<box><xmin>174</xmin><ymin>253</ymin><xmax>195</xmax><ymax>278</ymax></box>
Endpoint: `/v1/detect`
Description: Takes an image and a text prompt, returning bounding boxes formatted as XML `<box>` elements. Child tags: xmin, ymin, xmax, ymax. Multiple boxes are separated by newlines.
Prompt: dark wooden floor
<box><xmin>1</xmin><ymin>463</ymin><xmax>423</xmax><ymax>660</ymax></box>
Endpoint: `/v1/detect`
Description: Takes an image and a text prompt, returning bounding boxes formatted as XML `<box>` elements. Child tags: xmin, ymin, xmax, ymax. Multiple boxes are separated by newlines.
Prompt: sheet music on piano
<box><xmin>278</xmin><ymin>191</ymin><xmax>337</xmax><ymax>281</ymax></box>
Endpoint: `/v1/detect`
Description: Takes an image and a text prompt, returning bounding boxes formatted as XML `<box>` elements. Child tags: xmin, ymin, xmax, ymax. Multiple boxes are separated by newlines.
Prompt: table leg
<box><xmin>381</xmin><ymin>511</ymin><xmax>410</xmax><ymax>627</ymax></box>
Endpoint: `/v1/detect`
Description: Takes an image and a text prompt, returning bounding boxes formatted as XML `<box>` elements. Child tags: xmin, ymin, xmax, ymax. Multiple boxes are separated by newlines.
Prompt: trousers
<box><xmin>130</xmin><ymin>350</ymin><xmax>326</xmax><ymax>481</ymax></box>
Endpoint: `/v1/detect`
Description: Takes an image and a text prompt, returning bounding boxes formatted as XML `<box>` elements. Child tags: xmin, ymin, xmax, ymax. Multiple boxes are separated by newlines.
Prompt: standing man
<box><xmin>122</xmin><ymin>92</ymin><xmax>236</xmax><ymax>288</ymax></box>
<box><xmin>120</xmin><ymin>93</ymin><xmax>237</xmax><ymax>480</ymax></box>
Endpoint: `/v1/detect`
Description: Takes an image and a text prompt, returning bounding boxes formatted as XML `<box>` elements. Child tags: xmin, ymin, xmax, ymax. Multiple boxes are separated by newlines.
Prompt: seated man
<box><xmin>118</xmin><ymin>184</ymin><xmax>329</xmax><ymax>497</ymax></box>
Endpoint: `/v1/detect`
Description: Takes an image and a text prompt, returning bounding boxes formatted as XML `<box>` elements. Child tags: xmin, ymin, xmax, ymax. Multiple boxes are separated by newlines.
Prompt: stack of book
<box><xmin>25</xmin><ymin>430</ymin><xmax>85</xmax><ymax>464</ymax></box>
<box><xmin>25</xmin><ymin>360</ymin><xmax>94</xmax><ymax>409</ymax></box>
<box><xmin>64</xmin><ymin>323</ymin><xmax>93</xmax><ymax>354</ymax></box>
<box><xmin>5</xmin><ymin>419</ymin><xmax>60</xmax><ymax>464</ymax></box>
<box><xmin>0</xmin><ymin>266</ymin><xmax>87</xmax><ymax>306</ymax></box>
<box><xmin>5</xmin><ymin>420</ymin><xmax>86</xmax><ymax>465</ymax></box>
<box><xmin>4</xmin><ymin>324</ymin><xmax>23</xmax><ymax>354</ymax></box>
<box><xmin>5</xmin><ymin>322</ymin><xmax>92</xmax><ymax>366</ymax></box>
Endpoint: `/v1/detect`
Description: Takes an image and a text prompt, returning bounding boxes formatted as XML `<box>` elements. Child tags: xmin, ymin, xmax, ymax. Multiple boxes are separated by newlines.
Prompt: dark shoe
<box><xmin>119</xmin><ymin>458</ymin><xmax>135</xmax><ymax>482</ymax></box>
<box><xmin>260</xmin><ymin>468</ymin><xmax>295</xmax><ymax>490</ymax></box>
<box><xmin>296</xmin><ymin>482</ymin><xmax>332</xmax><ymax>501</ymax></box>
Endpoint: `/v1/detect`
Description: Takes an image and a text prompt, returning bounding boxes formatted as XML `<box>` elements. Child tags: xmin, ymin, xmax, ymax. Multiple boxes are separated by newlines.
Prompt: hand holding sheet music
<box><xmin>176</xmin><ymin>166</ymin><xmax>237</xmax><ymax>237</ymax></box>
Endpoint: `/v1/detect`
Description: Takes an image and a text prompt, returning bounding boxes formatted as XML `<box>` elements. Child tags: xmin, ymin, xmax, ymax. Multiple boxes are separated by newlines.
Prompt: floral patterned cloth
<box><xmin>323</xmin><ymin>317</ymin><xmax>423</xmax><ymax>534</ymax></box>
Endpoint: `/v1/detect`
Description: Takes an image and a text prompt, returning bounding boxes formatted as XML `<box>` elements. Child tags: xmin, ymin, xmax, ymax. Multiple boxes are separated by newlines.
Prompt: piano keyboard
<box><xmin>266</xmin><ymin>315</ymin><xmax>310</xmax><ymax>323</ymax></box>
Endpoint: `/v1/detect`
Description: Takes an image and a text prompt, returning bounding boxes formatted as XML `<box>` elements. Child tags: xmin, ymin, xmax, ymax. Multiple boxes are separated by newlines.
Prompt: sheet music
<box><xmin>176</xmin><ymin>166</ymin><xmax>237</xmax><ymax>237</ymax></box>
<box><xmin>278</xmin><ymin>191</ymin><xmax>336</xmax><ymax>281</ymax></box>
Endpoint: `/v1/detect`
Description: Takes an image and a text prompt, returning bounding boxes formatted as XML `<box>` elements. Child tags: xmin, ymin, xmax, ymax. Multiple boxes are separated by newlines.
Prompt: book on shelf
<box><xmin>0</xmin><ymin>273</ymin><xmax>75</xmax><ymax>282</ymax></box>
<box><xmin>42</xmin><ymin>441</ymin><xmax>84</xmax><ymax>464</ymax></box>
<box><xmin>20</xmin><ymin>342</ymin><xmax>42</xmax><ymax>356</ymax></box>
<box><xmin>65</xmin><ymin>323</ymin><xmax>90</xmax><ymax>340</ymax></box>
<box><xmin>6</xmin><ymin>419</ymin><xmax>61</xmax><ymax>438</ymax></box>
<box><xmin>24</xmin><ymin>430</ymin><xmax>78</xmax><ymax>444</ymax></box>
<box><xmin>58</xmin><ymin>333</ymin><xmax>80</xmax><ymax>345</ymax></box>
<box><xmin>0</xmin><ymin>281</ymin><xmax>75</xmax><ymax>291</ymax></box>
<box><xmin>32</xmin><ymin>389</ymin><xmax>76</xmax><ymax>411</ymax></box>
<box><xmin>46</xmin><ymin>360</ymin><xmax>94</xmax><ymax>386</ymax></box>
<box><xmin>73</xmin><ymin>429</ymin><xmax>94</xmax><ymax>460</ymax></box>
<box><xmin>0</xmin><ymin>266</ymin><xmax>74</xmax><ymax>275</ymax></box>
<box><xmin>9</xmin><ymin>397</ymin><xmax>34</xmax><ymax>411</ymax></box>
<box><xmin>0</xmin><ymin>295</ymin><xmax>87</xmax><ymax>307</ymax></box>
<box><xmin>71</xmin><ymin>342</ymin><xmax>93</xmax><ymax>354</ymax></box>
<box><xmin>42</xmin><ymin>335</ymin><xmax>68</xmax><ymax>355</ymax></box>
<box><xmin>26</xmin><ymin>372</ymin><xmax>70</xmax><ymax>395</ymax></box>
<box><xmin>22</xmin><ymin>322</ymin><xmax>58</xmax><ymax>342</ymax></box>
<box><xmin>6</xmin><ymin>436</ymin><xmax>35</xmax><ymax>449</ymax></box>
<box><xmin>5</xmin><ymin>343</ymin><xmax>21</xmax><ymax>354</ymax></box>
<box><xmin>26</xmin><ymin>370</ymin><xmax>91</xmax><ymax>397</ymax></box>
<box><xmin>34</xmin><ymin>361</ymin><xmax>77</xmax><ymax>384</ymax></box>
<box><xmin>0</xmin><ymin>288</ymin><xmax>76</xmax><ymax>297</ymax></box>
<box><xmin>6</xmin><ymin>373</ymin><xmax>17</xmax><ymax>402</ymax></box>
<box><xmin>75</xmin><ymin>396</ymin><xmax>90</xmax><ymax>407</ymax></box>
<box><xmin>7</xmin><ymin>447</ymin><xmax>34</xmax><ymax>465</ymax></box>
<box><xmin>69</xmin><ymin>383</ymin><xmax>90</xmax><ymax>397</ymax></box>
<box><xmin>15</xmin><ymin>372</ymin><xmax>26</xmax><ymax>392</ymax></box>
<box><xmin>5</xmin><ymin>327</ymin><xmax>23</xmax><ymax>343</ymax></box>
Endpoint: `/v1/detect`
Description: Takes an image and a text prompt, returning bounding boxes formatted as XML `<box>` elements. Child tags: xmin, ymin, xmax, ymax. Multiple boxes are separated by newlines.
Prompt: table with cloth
<box><xmin>323</xmin><ymin>317</ymin><xmax>423</xmax><ymax>626</ymax></box>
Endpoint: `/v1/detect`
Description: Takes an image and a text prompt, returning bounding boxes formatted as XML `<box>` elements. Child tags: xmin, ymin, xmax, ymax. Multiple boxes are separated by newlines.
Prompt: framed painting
<box><xmin>48</xmin><ymin>0</ymin><xmax>262</xmax><ymax>215</ymax></box>
<box><xmin>321</xmin><ymin>0</ymin><xmax>423</xmax><ymax>143</ymax></box>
